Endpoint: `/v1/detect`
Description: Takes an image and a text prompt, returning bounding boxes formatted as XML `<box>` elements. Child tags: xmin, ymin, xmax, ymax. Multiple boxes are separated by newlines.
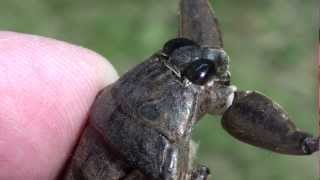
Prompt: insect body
<box><xmin>64</xmin><ymin>38</ymin><xmax>234</xmax><ymax>180</ymax></box>
<box><xmin>63</xmin><ymin>0</ymin><xmax>318</xmax><ymax>179</ymax></box>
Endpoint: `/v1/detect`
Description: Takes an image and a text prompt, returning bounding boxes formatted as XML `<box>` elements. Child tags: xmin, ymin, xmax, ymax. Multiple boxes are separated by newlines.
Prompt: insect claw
<box><xmin>302</xmin><ymin>137</ymin><xmax>319</xmax><ymax>154</ymax></box>
<box><xmin>191</xmin><ymin>165</ymin><xmax>210</xmax><ymax>180</ymax></box>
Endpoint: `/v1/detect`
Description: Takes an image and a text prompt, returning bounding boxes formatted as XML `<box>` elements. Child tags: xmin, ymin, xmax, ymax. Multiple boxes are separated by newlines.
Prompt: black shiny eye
<box><xmin>162</xmin><ymin>38</ymin><xmax>199</xmax><ymax>56</ymax></box>
<box><xmin>182</xmin><ymin>59</ymin><xmax>216</xmax><ymax>85</ymax></box>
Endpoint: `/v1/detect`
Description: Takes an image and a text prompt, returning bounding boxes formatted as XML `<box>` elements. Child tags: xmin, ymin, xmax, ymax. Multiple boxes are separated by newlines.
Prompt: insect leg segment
<box><xmin>221</xmin><ymin>91</ymin><xmax>319</xmax><ymax>155</ymax></box>
<box><xmin>301</xmin><ymin>136</ymin><xmax>319</xmax><ymax>154</ymax></box>
<box><xmin>190</xmin><ymin>165</ymin><xmax>210</xmax><ymax>180</ymax></box>
<box><xmin>160</xmin><ymin>146</ymin><xmax>179</xmax><ymax>180</ymax></box>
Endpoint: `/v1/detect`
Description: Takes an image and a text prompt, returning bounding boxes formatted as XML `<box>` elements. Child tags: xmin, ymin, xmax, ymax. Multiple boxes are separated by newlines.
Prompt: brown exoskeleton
<box><xmin>63</xmin><ymin>0</ymin><xmax>319</xmax><ymax>179</ymax></box>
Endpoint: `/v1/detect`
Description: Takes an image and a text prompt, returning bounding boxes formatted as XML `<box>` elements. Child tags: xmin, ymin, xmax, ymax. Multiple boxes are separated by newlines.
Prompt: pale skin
<box><xmin>0</xmin><ymin>31</ymin><xmax>118</xmax><ymax>180</ymax></box>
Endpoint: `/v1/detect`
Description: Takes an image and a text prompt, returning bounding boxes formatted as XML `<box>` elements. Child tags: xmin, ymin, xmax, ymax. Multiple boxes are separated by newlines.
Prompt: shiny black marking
<box><xmin>182</xmin><ymin>59</ymin><xmax>216</xmax><ymax>85</ymax></box>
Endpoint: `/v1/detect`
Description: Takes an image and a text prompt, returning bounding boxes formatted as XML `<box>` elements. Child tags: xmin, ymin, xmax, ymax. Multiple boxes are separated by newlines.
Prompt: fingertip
<box><xmin>0</xmin><ymin>31</ymin><xmax>118</xmax><ymax>179</ymax></box>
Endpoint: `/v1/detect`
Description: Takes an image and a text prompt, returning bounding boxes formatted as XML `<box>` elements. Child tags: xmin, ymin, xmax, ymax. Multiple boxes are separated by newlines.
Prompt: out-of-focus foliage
<box><xmin>0</xmin><ymin>0</ymin><xmax>317</xmax><ymax>179</ymax></box>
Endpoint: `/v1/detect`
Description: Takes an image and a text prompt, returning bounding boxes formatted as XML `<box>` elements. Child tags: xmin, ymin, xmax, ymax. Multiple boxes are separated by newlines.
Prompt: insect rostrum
<box><xmin>63</xmin><ymin>0</ymin><xmax>319</xmax><ymax>179</ymax></box>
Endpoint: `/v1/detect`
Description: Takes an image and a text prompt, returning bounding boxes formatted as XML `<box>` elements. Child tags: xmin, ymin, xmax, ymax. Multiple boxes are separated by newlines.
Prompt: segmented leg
<box><xmin>222</xmin><ymin>91</ymin><xmax>319</xmax><ymax>155</ymax></box>
<box><xmin>191</xmin><ymin>165</ymin><xmax>210</xmax><ymax>180</ymax></box>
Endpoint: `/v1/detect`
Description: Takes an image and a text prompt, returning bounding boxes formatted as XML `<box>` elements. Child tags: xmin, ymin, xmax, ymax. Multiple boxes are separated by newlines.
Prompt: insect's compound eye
<box><xmin>162</xmin><ymin>38</ymin><xmax>199</xmax><ymax>56</ymax></box>
<box><xmin>182</xmin><ymin>59</ymin><xmax>216</xmax><ymax>85</ymax></box>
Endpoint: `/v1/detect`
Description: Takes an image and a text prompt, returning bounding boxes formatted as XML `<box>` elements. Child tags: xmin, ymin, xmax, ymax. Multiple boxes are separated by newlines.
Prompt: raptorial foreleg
<box><xmin>221</xmin><ymin>91</ymin><xmax>319</xmax><ymax>155</ymax></box>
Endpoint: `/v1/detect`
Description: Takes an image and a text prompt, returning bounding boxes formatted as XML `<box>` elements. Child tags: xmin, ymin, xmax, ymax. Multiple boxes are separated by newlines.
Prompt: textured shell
<box><xmin>89</xmin><ymin>54</ymin><xmax>201</xmax><ymax>178</ymax></box>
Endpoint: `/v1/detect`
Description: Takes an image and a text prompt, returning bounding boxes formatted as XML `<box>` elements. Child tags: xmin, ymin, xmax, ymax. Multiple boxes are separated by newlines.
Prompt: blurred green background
<box><xmin>0</xmin><ymin>0</ymin><xmax>318</xmax><ymax>179</ymax></box>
